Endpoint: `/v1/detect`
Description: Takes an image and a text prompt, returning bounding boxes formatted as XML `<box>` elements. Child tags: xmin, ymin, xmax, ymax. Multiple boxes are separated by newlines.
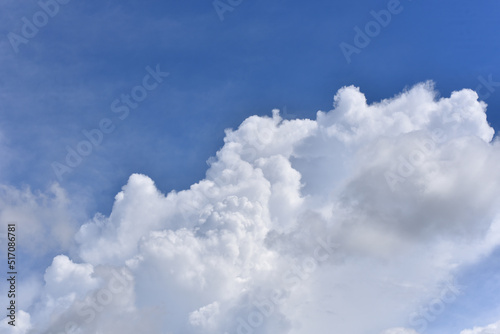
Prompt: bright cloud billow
<box><xmin>2</xmin><ymin>82</ymin><xmax>500</xmax><ymax>333</ymax></box>
<box><xmin>461</xmin><ymin>321</ymin><xmax>500</xmax><ymax>334</ymax></box>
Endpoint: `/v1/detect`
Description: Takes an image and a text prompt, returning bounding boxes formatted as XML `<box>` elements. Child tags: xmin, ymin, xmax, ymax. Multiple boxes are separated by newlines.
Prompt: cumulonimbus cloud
<box><xmin>3</xmin><ymin>82</ymin><xmax>500</xmax><ymax>334</ymax></box>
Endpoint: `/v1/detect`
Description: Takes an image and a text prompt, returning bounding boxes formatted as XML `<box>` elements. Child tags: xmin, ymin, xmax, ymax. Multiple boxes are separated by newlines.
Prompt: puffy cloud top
<box><xmin>4</xmin><ymin>82</ymin><xmax>500</xmax><ymax>334</ymax></box>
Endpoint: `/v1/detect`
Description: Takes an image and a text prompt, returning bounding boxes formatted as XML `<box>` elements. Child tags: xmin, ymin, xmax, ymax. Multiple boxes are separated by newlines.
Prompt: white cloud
<box><xmin>44</xmin><ymin>255</ymin><xmax>99</xmax><ymax>299</ymax></box>
<box><xmin>461</xmin><ymin>320</ymin><xmax>500</xmax><ymax>334</ymax></box>
<box><xmin>0</xmin><ymin>183</ymin><xmax>78</xmax><ymax>257</ymax></box>
<box><xmin>9</xmin><ymin>82</ymin><xmax>500</xmax><ymax>333</ymax></box>
<box><xmin>0</xmin><ymin>310</ymin><xmax>32</xmax><ymax>334</ymax></box>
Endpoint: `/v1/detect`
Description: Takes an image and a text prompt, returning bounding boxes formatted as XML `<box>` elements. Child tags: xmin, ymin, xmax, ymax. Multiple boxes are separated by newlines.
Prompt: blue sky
<box><xmin>2</xmin><ymin>0</ymin><xmax>499</xmax><ymax>214</ymax></box>
<box><xmin>1</xmin><ymin>1</ymin><xmax>500</xmax><ymax>333</ymax></box>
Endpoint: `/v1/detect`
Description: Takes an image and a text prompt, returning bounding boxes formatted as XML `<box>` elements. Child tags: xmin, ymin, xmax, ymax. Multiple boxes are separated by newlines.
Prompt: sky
<box><xmin>1</xmin><ymin>0</ymin><xmax>500</xmax><ymax>333</ymax></box>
